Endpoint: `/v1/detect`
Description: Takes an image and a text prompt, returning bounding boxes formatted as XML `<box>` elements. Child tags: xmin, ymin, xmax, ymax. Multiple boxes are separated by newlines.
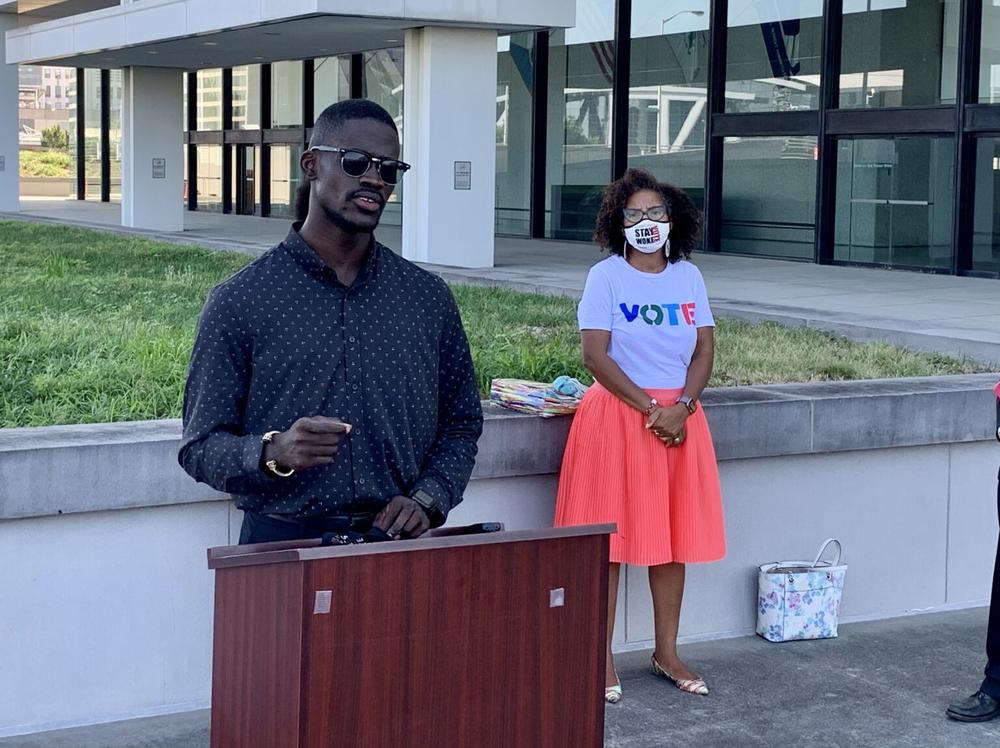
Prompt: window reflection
<box><xmin>981</xmin><ymin>1</ymin><xmax>1000</xmax><ymax>103</ymax></box>
<box><xmin>834</xmin><ymin>137</ymin><xmax>954</xmax><ymax>269</ymax></box>
<box><xmin>497</xmin><ymin>33</ymin><xmax>535</xmax><ymax>236</ymax></box>
<box><xmin>630</xmin><ymin>0</ymin><xmax>710</xmax><ymax>208</ymax></box>
<box><xmin>545</xmin><ymin>0</ymin><xmax>616</xmax><ymax>240</ymax></box>
<box><xmin>196</xmin><ymin>69</ymin><xmax>222</xmax><ymax>130</ymax></box>
<box><xmin>971</xmin><ymin>138</ymin><xmax>1000</xmax><ymax>274</ymax></box>
<box><xmin>232</xmin><ymin>65</ymin><xmax>261</xmax><ymax>130</ymax></box>
<box><xmin>725</xmin><ymin>0</ymin><xmax>823</xmax><ymax>112</ymax></box>
<box><xmin>721</xmin><ymin>135</ymin><xmax>818</xmax><ymax>259</ymax></box>
<box><xmin>196</xmin><ymin>145</ymin><xmax>223</xmax><ymax>213</ymax></box>
<box><xmin>840</xmin><ymin>0</ymin><xmax>959</xmax><ymax>108</ymax></box>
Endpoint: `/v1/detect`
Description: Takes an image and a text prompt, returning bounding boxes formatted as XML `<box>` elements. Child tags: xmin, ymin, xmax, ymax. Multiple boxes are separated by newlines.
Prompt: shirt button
<box><xmin>359</xmin><ymin>478</ymin><xmax>366</xmax><ymax>485</ymax></box>
<box><xmin>352</xmin><ymin>383</ymin><xmax>359</xmax><ymax>391</ymax></box>
<box><xmin>348</xmin><ymin>336</ymin><xmax>357</xmax><ymax>344</ymax></box>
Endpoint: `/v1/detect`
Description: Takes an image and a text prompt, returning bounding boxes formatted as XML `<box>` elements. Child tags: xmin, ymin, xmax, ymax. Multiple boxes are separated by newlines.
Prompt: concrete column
<box><xmin>402</xmin><ymin>27</ymin><xmax>497</xmax><ymax>268</ymax></box>
<box><xmin>121</xmin><ymin>66</ymin><xmax>183</xmax><ymax>231</ymax></box>
<box><xmin>0</xmin><ymin>14</ymin><xmax>19</xmax><ymax>213</ymax></box>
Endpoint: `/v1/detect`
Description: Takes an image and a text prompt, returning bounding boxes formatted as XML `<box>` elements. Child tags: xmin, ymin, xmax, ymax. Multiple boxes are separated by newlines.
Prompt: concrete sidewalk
<box><xmin>8</xmin><ymin>198</ymin><xmax>1000</xmax><ymax>365</ymax></box>
<box><xmin>2</xmin><ymin>608</ymin><xmax>997</xmax><ymax>747</ymax></box>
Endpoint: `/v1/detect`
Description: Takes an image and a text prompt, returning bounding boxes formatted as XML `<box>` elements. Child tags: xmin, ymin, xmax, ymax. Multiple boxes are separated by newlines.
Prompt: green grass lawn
<box><xmin>0</xmin><ymin>221</ymin><xmax>989</xmax><ymax>428</ymax></box>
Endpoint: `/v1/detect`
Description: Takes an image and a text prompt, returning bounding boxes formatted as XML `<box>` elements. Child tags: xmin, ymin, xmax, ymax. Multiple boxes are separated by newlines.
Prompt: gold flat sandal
<box><xmin>651</xmin><ymin>654</ymin><xmax>709</xmax><ymax>696</ymax></box>
<box><xmin>605</xmin><ymin>669</ymin><xmax>622</xmax><ymax>704</ymax></box>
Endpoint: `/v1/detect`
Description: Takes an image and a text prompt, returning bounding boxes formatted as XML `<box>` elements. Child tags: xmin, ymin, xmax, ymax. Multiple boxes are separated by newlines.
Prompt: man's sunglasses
<box><xmin>308</xmin><ymin>146</ymin><xmax>411</xmax><ymax>185</ymax></box>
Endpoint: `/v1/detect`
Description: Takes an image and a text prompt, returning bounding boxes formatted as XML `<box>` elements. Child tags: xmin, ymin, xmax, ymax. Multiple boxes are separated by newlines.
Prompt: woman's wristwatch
<box><xmin>676</xmin><ymin>395</ymin><xmax>698</xmax><ymax>415</ymax></box>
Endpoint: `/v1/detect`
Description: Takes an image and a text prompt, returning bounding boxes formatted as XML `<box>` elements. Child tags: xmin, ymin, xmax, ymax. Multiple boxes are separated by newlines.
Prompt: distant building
<box><xmin>2</xmin><ymin>0</ymin><xmax>999</xmax><ymax>277</ymax></box>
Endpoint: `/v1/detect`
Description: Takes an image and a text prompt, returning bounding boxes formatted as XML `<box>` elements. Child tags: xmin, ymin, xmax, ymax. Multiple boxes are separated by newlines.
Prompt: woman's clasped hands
<box><xmin>645</xmin><ymin>405</ymin><xmax>688</xmax><ymax>447</ymax></box>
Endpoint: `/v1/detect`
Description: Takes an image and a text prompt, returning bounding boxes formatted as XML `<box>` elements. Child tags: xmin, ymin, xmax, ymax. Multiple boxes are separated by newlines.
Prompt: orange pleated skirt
<box><xmin>554</xmin><ymin>383</ymin><xmax>726</xmax><ymax>566</ymax></box>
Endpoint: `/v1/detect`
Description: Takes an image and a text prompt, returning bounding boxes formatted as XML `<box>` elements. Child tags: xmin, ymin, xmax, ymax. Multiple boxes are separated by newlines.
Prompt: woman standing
<box><xmin>555</xmin><ymin>168</ymin><xmax>726</xmax><ymax>703</ymax></box>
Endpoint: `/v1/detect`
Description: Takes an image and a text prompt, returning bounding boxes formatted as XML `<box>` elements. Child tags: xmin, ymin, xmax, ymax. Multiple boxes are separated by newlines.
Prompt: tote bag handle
<box><xmin>811</xmin><ymin>538</ymin><xmax>842</xmax><ymax>568</ymax></box>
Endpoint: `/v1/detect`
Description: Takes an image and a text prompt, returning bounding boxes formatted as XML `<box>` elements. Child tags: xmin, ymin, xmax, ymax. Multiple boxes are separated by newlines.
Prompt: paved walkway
<box><xmin>8</xmin><ymin>198</ymin><xmax>1000</xmax><ymax>364</ymax></box>
<box><xmin>2</xmin><ymin>609</ymin><xmax>998</xmax><ymax>747</ymax></box>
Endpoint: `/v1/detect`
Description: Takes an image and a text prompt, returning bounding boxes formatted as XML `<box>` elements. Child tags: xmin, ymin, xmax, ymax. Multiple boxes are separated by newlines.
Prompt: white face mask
<box><xmin>624</xmin><ymin>219</ymin><xmax>670</xmax><ymax>254</ymax></box>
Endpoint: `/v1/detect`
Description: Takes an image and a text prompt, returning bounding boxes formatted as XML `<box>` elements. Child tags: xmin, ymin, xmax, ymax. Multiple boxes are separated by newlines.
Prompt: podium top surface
<box><xmin>207</xmin><ymin>524</ymin><xmax>615</xmax><ymax>570</ymax></box>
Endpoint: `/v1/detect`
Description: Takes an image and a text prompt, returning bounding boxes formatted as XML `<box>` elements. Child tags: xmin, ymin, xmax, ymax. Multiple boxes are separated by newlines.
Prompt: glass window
<box><xmin>721</xmin><ymin>135</ymin><xmax>818</xmax><ymax>259</ymax></box>
<box><xmin>17</xmin><ymin>65</ymin><xmax>76</xmax><ymax>199</ymax></box>
<box><xmin>629</xmin><ymin>0</ymin><xmax>710</xmax><ymax>208</ymax></box>
<box><xmin>363</xmin><ymin>49</ymin><xmax>404</xmax><ymax>226</ymax></box>
<box><xmin>834</xmin><ymin>137</ymin><xmax>954</xmax><ymax>269</ymax></box>
<box><xmin>271</xmin><ymin>61</ymin><xmax>303</xmax><ymax>128</ymax></box>
<box><xmin>840</xmin><ymin>0</ymin><xmax>960</xmax><ymax>108</ymax></box>
<box><xmin>496</xmin><ymin>33</ymin><xmax>535</xmax><ymax>236</ymax></box>
<box><xmin>545</xmin><ymin>0</ymin><xmax>615</xmax><ymax>240</ymax></box>
<box><xmin>981</xmin><ymin>1</ymin><xmax>1000</xmax><ymax>103</ymax></box>
<box><xmin>971</xmin><ymin>138</ymin><xmax>1000</xmax><ymax>274</ymax></box>
<box><xmin>725</xmin><ymin>0</ymin><xmax>822</xmax><ymax>112</ymax></box>
<box><xmin>197</xmin><ymin>69</ymin><xmax>223</xmax><ymax>130</ymax></box>
<box><xmin>196</xmin><ymin>144</ymin><xmax>224</xmax><ymax>212</ymax></box>
<box><xmin>84</xmin><ymin>69</ymin><xmax>102</xmax><ymax>199</ymax></box>
<box><xmin>269</xmin><ymin>144</ymin><xmax>303</xmax><ymax>219</ymax></box>
<box><xmin>232</xmin><ymin>65</ymin><xmax>261</xmax><ymax>130</ymax></box>
<box><xmin>108</xmin><ymin>69</ymin><xmax>122</xmax><ymax>202</ymax></box>
<box><xmin>314</xmin><ymin>56</ymin><xmax>351</xmax><ymax>120</ymax></box>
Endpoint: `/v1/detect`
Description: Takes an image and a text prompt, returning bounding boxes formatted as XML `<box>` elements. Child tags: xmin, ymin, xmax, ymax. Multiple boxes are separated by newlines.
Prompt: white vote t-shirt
<box><xmin>577</xmin><ymin>255</ymin><xmax>715</xmax><ymax>389</ymax></box>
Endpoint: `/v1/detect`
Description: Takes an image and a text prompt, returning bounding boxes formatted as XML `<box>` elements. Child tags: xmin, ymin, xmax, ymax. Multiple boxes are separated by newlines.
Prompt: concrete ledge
<box><xmin>1</xmin><ymin>375</ymin><xmax>996</xmax><ymax>521</ymax></box>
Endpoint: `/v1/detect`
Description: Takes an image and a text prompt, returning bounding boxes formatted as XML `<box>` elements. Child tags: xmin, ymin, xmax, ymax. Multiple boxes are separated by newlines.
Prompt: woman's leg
<box><xmin>606</xmin><ymin>562</ymin><xmax>621</xmax><ymax>687</ymax></box>
<box><xmin>648</xmin><ymin>562</ymin><xmax>699</xmax><ymax>681</ymax></box>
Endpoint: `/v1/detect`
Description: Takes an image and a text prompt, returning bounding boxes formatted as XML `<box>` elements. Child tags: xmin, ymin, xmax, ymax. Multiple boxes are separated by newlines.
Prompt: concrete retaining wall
<box><xmin>1</xmin><ymin>374</ymin><xmax>998</xmax><ymax>737</ymax></box>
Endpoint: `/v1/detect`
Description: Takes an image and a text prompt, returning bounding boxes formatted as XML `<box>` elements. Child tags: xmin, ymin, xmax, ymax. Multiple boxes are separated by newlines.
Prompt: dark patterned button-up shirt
<box><xmin>178</xmin><ymin>226</ymin><xmax>483</xmax><ymax>522</ymax></box>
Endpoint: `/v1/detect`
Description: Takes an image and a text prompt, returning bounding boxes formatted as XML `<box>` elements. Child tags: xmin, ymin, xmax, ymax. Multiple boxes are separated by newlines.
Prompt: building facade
<box><xmin>5</xmin><ymin>0</ymin><xmax>1000</xmax><ymax>277</ymax></box>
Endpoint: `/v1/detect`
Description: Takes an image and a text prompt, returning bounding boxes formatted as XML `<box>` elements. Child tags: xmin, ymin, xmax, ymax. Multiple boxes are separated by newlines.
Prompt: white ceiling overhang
<box><xmin>5</xmin><ymin>0</ymin><xmax>575</xmax><ymax>68</ymax></box>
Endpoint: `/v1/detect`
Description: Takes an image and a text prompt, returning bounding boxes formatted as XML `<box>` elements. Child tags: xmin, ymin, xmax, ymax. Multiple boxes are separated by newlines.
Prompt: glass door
<box><xmin>235</xmin><ymin>145</ymin><xmax>258</xmax><ymax>216</ymax></box>
<box><xmin>834</xmin><ymin>137</ymin><xmax>954</xmax><ymax>270</ymax></box>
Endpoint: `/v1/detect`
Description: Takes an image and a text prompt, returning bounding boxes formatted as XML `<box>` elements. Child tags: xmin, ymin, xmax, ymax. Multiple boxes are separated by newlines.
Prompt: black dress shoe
<box><xmin>946</xmin><ymin>691</ymin><xmax>1000</xmax><ymax>722</ymax></box>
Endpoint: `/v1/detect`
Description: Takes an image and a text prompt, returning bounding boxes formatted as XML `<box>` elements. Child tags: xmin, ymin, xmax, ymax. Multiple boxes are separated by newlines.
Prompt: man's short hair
<box><xmin>309</xmin><ymin>99</ymin><xmax>398</xmax><ymax>148</ymax></box>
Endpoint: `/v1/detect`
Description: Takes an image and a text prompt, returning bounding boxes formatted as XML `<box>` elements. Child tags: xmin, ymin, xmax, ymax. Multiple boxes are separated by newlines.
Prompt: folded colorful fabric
<box><xmin>490</xmin><ymin>377</ymin><xmax>589</xmax><ymax>417</ymax></box>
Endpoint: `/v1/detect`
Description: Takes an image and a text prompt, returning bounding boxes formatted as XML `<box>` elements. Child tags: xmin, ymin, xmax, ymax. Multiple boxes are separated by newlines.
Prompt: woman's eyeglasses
<box><xmin>308</xmin><ymin>146</ymin><xmax>411</xmax><ymax>185</ymax></box>
<box><xmin>622</xmin><ymin>205</ymin><xmax>669</xmax><ymax>226</ymax></box>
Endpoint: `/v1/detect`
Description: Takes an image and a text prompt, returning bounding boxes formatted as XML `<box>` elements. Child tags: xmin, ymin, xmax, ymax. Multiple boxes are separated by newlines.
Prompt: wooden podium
<box><xmin>207</xmin><ymin>524</ymin><xmax>613</xmax><ymax>747</ymax></box>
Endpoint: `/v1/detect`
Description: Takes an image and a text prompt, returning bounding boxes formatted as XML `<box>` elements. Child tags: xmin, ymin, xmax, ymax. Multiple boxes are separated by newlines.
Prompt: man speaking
<box><xmin>179</xmin><ymin>99</ymin><xmax>483</xmax><ymax>544</ymax></box>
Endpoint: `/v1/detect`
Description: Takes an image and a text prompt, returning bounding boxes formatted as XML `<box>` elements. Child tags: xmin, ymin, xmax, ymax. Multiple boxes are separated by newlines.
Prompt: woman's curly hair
<box><xmin>592</xmin><ymin>168</ymin><xmax>702</xmax><ymax>262</ymax></box>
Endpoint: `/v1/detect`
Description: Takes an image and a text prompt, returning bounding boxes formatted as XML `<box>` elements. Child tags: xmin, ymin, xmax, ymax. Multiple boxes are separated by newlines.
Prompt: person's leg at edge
<box><xmin>947</xmin><ymin>473</ymin><xmax>1000</xmax><ymax>721</ymax></box>
<box><xmin>980</xmin><ymin>475</ymin><xmax>1000</xmax><ymax>699</ymax></box>
<box><xmin>649</xmin><ymin>562</ymin><xmax>700</xmax><ymax>682</ymax></box>
<box><xmin>607</xmin><ymin>562</ymin><xmax>621</xmax><ymax>689</ymax></box>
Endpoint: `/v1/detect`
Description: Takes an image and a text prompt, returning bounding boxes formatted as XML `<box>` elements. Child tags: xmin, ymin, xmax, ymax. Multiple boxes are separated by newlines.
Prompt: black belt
<box><xmin>264</xmin><ymin>510</ymin><xmax>379</xmax><ymax>533</ymax></box>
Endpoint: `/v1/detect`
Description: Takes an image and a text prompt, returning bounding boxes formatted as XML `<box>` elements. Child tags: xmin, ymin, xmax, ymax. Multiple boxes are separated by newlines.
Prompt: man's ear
<box><xmin>300</xmin><ymin>150</ymin><xmax>318</xmax><ymax>181</ymax></box>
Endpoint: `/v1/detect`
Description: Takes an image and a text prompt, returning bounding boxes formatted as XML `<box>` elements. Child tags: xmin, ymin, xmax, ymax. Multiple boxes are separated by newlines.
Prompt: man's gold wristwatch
<box><xmin>262</xmin><ymin>430</ymin><xmax>295</xmax><ymax>477</ymax></box>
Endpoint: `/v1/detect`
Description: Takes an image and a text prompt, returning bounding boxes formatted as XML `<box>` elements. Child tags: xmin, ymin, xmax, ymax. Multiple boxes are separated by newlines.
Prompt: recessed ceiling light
<box><xmin>386</xmin><ymin>39</ymin><xmax>400</xmax><ymax>43</ymax></box>
<box><xmin>203</xmin><ymin>41</ymin><xmax>218</xmax><ymax>46</ymax></box>
<box><xmin>252</xmin><ymin>56</ymin><xmax>265</xmax><ymax>61</ymax></box>
<box><xmin>263</xmin><ymin>31</ymin><xmax>281</xmax><ymax>36</ymax></box>
<box><xmin>146</xmin><ymin>50</ymin><xmax>159</xmax><ymax>55</ymax></box>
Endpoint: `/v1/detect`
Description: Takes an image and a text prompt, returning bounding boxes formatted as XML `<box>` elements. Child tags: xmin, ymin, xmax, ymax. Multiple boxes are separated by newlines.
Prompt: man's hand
<box><xmin>264</xmin><ymin>416</ymin><xmax>352</xmax><ymax>472</ymax></box>
<box><xmin>373</xmin><ymin>495</ymin><xmax>431</xmax><ymax>539</ymax></box>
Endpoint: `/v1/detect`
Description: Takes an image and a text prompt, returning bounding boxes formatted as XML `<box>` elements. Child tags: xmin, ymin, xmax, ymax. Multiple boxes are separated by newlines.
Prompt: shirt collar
<box><xmin>283</xmin><ymin>223</ymin><xmax>381</xmax><ymax>288</ymax></box>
